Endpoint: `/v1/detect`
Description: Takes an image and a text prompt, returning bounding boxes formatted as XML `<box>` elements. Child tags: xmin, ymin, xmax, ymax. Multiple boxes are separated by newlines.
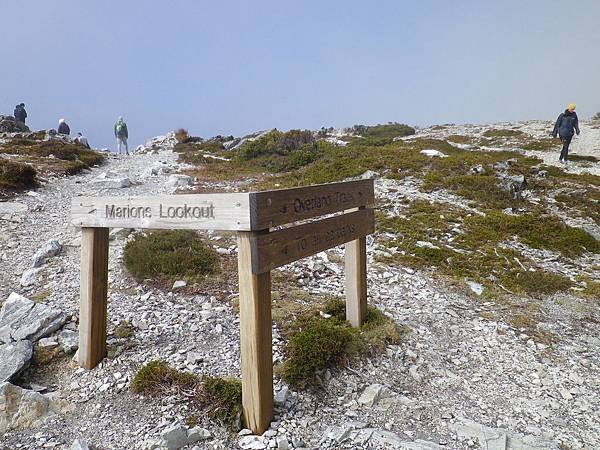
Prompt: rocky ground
<box><xmin>0</xmin><ymin>123</ymin><xmax>599</xmax><ymax>450</ymax></box>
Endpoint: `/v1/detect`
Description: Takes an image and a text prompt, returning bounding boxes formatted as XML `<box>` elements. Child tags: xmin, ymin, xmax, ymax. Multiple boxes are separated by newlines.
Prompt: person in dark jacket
<box><xmin>57</xmin><ymin>118</ymin><xmax>70</xmax><ymax>135</ymax></box>
<box><xmin>552</xmin><ymin>103</ymin><xmax>580</xmax><ymax>164</ymax></box>
<box><xmin>13</xmin><ymin>103</ymin><xmax>27</xmax><ymax>123</ymax></box>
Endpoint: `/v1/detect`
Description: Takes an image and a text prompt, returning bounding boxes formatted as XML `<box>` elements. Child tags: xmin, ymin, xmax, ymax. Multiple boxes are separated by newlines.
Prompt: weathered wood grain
<box><xmin>250</xmin><ymin>179</ymin><xmax>374</xmax><ymax>229</ymax></box>
<box><xmin>237</xmin><ymin>231</ymin><xmax>274</xmax><ymax>434</ymax></box>
<box><xmin>250</xmin><ymin>208</ymin><xmax>374</xmax><ymax>274</ymax></box>
<box><xmin>71</xmin><ymin>193</ymin><xmax>251</xmax><ymax>230</ymax></box>
<box><xmin>78</xmin><ymin>227</ymin><xmax>109</xmax><ymax>369</ymax></box>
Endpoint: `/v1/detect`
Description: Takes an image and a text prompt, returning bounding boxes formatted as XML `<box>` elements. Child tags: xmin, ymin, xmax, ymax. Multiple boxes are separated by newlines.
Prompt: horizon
<box><xmin>2</xmin><ymin>1</ymin><xmax>600</xmax><ymax>150</ymax></box>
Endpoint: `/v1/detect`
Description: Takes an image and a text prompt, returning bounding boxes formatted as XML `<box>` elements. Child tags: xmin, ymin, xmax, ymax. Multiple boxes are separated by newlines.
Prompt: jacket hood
<box><xmin>564</xmin><ymin>110</ymin><xmax>577</xmax><ymax>116</ymax></box>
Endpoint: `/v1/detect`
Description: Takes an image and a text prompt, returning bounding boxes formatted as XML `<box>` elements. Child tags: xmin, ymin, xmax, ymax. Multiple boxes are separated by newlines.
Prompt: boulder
<box><xmin>0</xmin><ymin>382</ymin><xmax>52</xmax><ymax>432</ymax></box>
<box><xmin>166</xmin><ymin>174</ymin><xmax>194</xmax><ymax>188</ymax></box>
<box><xmin>90</xmin><ymin>172</ymin><xmax>130</xmax><ymax>189</ymax></box>
<box><xmin>160</xmin><ymin>422</ymin><xmax>189</xmax><ymax>450</ymax></box>
<box><xmin>0</xmin><ymin>202</ymin><xmax>28</xmax><ymax>215</ymax></box>
<box><xmin>0</xmin><ymin>340</ymin><xmax>33</xmax><ymax>382</ymax></box>
<box><xmin>20</xmin><ymin>268</ymin><xmax>43</xmax><ymax>287</ymax></box>
<box><xmin>0</xmin><ymin>115</ymin><xmax>30</xmax><ymax>133</ymax></box>
<box><xmin>358</xmin><ymin>383</ymin><xmax>388</xmax><ymax>406</ymax></box>
<box><xmin>71</xmin><ymin>439</ymin><xmax>91</xmax><ymax>450</ymax></box>
<box><xmin>420</xmin><ymin>149</ymin><xmax>448</xmax><ymax>158</ymax></box>
<box><xmin>0</xmin><ymin>292</ymin><xmax>67</xmax><ymax>344</ymax></box>
<box><xmin>32</xmin><ymin>239</ymin><xmax>62</xmax><ymax>268</ymax></box>
<box><xmin>58</xmin><ymin>329</ymin><xmax>79</xmax><ymax>353</ymax></box>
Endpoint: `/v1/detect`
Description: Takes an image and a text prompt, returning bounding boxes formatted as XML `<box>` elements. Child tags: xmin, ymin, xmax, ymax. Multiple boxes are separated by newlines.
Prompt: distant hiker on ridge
<box><xmin>13</xmin><ymin>103</ymin><xmax>27</xmax><ymax>124</ymax></box>
<box><xmin>114</xmin><ymin>116</ymin><xmax>129</xmax><ymax>155</ymax></box>
<box><xmin>76</xmin><ymin>132</ymin><xmax>90</xmax><ymax>149</ymax></box>
<box><xmin>552</xmin><ymin>103</ymin><xmax>580</xmax><ymax>164</ymax></box>
<box><xmin>58</xmin><ymin>118</ymin><xmax>70</xmax><ymax>135</ymax></box>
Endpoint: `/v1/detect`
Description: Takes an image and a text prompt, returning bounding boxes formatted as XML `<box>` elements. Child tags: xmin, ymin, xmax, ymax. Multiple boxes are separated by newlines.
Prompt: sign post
<box><xmin>71</xmin><ymin>179</ymin><xmax>375</xmax><ymax>434</ymax></box>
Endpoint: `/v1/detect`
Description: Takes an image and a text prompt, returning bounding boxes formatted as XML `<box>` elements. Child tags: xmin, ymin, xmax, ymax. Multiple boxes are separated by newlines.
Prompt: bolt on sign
<box><xmin>71</xmin><ymin>179</ymin><xmax>375</xmax><ymax>434</ymax></box>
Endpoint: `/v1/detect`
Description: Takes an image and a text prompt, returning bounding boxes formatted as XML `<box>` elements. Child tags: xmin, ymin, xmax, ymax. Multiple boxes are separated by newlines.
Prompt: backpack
<box><xmin>116</xmin><ymin>121</ymin><xmax>125</xmax><ymax>136</ymax></box>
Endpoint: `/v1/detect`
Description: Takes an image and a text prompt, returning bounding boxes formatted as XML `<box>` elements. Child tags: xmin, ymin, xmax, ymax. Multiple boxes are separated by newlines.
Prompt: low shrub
<box><xmin>131</xmin><ymin>361</ymin><xmax>242</xmax><ymax>429</ymax></box>
<box><xmin>237</xmin><ymin>129</ymin><xmax>315</xmax><ymax>161</ymax></box>
<box><xmin>349</xmin><ymin>123</ymin><xmax>415</xmax><ymax>139</ymax></box>
<box><xmin>123</xmin><ymin>230</ymin><xmax>219</xmax><ymax>282</ymax></box>
<box><xmin>482</xmin><ymin>129</ymin><xmax>525</xmax><ymax>138</ymax></box>
<box><xmin>0</xmin><ymin>158</ymin><xmax>37</xmax><ymax>189</ymax></box>
<box><xmin>277</xmin><ymin>298</ymin><xmax>401</xmax><ymax>387</ymax></box>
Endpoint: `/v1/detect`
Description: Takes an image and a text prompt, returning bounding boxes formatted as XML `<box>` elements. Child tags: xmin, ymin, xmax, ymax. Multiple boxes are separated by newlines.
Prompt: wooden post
<box><xmin>345</xmin><ymin>233</ymin><xmax>367</xmax><ymax>328</ymax></box>
<box><xmin>78</xmin><ymin>227</ymin><xmax>109</xmax><ymax>369</ymax></box>
<box><xmin>237</xmin><ymin>231</ymin><xmax>273</xmax><ymax>434</ymax></box>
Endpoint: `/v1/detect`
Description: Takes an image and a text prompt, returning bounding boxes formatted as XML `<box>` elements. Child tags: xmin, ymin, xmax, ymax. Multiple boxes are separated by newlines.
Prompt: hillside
<box><xmin>0</xmin><ymin>120</ymin><xmax>598</xmax><ymax>450</ymax></box>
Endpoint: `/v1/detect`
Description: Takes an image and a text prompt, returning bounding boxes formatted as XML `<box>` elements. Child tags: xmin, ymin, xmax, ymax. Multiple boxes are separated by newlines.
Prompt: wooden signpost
<box><xmin>71</xmin><ymin>179</ymin><xmax>375</xmax><ymax>434</ymax></box>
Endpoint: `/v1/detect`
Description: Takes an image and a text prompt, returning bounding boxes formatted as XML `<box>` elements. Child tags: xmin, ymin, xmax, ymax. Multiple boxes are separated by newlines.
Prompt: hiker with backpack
<box><xmin>13</xmin><ymin>103</ymin><xmax>27</xmax><ymax>124</ymax></box>
<box><xmin>57</xmin><ymin>118</ymin><xmax>71</xmax><ymax>135</ymax></box>
<box><xmin>114</xmin><ymin>116</ymin><xmax>129</xmax><ymax>155</ymax></box>
<box><xmin>552</xmin><ymin>103</ymin><xmax>580</xmax><ymax>164</ymax></box>
<box><xmin>76</xmin><ymin>132</ymin><xmax>91</xmax><ymax>149</ymax></box>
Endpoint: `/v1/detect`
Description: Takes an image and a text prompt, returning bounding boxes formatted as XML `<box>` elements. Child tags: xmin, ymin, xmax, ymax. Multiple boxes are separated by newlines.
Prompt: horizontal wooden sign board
<box><xmin>249</xmin><ymin>179</ymin><xmax>374</xmax><ymax>229</ymax></box>
<box><xmin>71</xmin><ymin>194</ymin><xmax>252</xmax><ymax>230</ymax></box>
<box><xmin>250</xmin><ymin>208</ymin><xmax>374</xmax><ymax>274</ymax></box>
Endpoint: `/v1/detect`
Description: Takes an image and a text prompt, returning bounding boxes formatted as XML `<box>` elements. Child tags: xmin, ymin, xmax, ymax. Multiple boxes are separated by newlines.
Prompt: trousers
<box><xmin>559</xmin><ymin>135</ymin><xmax>572</xmax><ymax>161</ymax></box>
<box><xmin>117</xmin><ymin>137</ymin><xmax>128</xmax><ymax>154</ymax></box>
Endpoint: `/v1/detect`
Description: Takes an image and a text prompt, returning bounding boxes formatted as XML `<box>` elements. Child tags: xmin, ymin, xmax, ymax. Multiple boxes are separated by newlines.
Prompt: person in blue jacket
<box><xmin>552</xmin><ymin>103</ymin><xmax>580</xmax><ymax>164</ymax></box>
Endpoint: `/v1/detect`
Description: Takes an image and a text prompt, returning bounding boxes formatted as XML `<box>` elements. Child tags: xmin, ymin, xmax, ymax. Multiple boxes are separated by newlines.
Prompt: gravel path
<box><xmin>0</xmin><ymin>126</ymin><xmax>599</xmax><ymax>450</ymax></box>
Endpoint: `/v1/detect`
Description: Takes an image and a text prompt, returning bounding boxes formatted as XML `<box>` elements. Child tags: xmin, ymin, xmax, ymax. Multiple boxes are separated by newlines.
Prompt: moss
<box><xmin>123</xmin><ymin>230</ymin><xmax>219</xmax><ymax>282</ymax></box>
<box><xmin>131</xmin><ymin>360</ymin><xmax>198</xmax><ymax>394</ymax></box>
<box><xmin>482</xmin><ymin>129</ymin><xmax>525</xmax><ymax>138</ymax></box>
<box><xmin>580</xmin><ymin>277</ymin><xmax>600</xmax><ymax>300</ymax></box>
<box><xmin>132</xmin><ymin>361</ymin><xmax>242</xmax><ymax>430</ymax></box>
<box><xmin>113</xmin><ymin>320</ymin><xmax>135</xmax><ymax>339</ymax></box>
<box><xmin>508</xmin><ymin>312</ymin><xmax>555</xmax><ymax>345</ymax></box>
<box><xmin>0</xmin><ymin>158</ymin><xmax>37</xmax><ymax>190</ymax></box>
<box><xmin>277</xmin><ymin>297</ymin><xmax>401</xmax><ymax>387</ymax></box>
<box><xmin>196</xmin><ymin>376</ymin><xmax>242</xmax><ymax>429</ymax></box>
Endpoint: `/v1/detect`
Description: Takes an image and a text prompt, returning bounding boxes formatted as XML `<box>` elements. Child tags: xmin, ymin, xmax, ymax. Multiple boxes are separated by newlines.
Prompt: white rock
<box><xmin>415</xmin><ymin>241</ymin><xmax>439</xmax><ymax>250</ymax></box>
<box><xmin>20</xmin><ymin>268</ymin><xmax>43</xmax><ymax>287</ymax></box>
<box><xmin>172</xmin><ymin>280</ymin><xmax>187</xmax><ymax>290</ymax></box>
<box><xmin>274</xmin><ymin>386</ymin><xmax>289</xmax><ymax>405</ymax></box>
<box><xmin>276</xmin><ymin>438</ymin><xmax>290</xmax><ymax>450</ymax></box>
<box><xmin>71</xmin><ymin>439</ymin><xmax>90</xmax><ymax>450</ymax></box>
<box><xmin>161</xmin><ymin>422</ymin><xmax>189</xmax><ymax>450</ymax></box>
<box><xmin>0</xmin><ymin>382</ymin><xmax>53</xmax><ymax>432</ymax></box>
<box><xmin>58</xmin><ymin>329</ymin><xmax>79</xmax><ymax>353</ymax></box>
<box><xmin>166</xmin><ymin>174</ymin><xmax>193</xmax><ymax>188</ymax></box>
<box><xmin>32</xmin><ymin>239</ymin><xmax>62</xmax><ymax>268</ymax></box>
<box><xmin>187</xmin><ymin>426</ymin><xmax>211</xmax><ymax>444</ymax></box>
<box><xmin>466</xmin><ymin>280</ymin><xmax>484</xmax><ymax>296</ymax></box>
<box><xmin>420</xmin><ymin>149</ymin><xmax>448</xmax><ymax>158</ymax></box>
<box><xmin>358</xmin><ymin>384</ymin><xmax>385</xmax><ymax>406</ymax></box>
<box><xmin>239</xmin><ymin>435</ymin><xmax>266</xmax><ymax>449</ymax></box>
<box><xmin>0</xmin><ymin>340</ymin><xmax>33</xmax><ymax>382</ymax></box>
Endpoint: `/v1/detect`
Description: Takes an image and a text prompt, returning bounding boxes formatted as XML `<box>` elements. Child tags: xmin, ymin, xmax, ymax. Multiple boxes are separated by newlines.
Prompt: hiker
<box><xmin>13</xmin><ymin>103</ymin><xmax>27</xmax><ymax>123</ymax></box>
<box><xmin>552</xmin><ymin>103</ymin><xmax>580</xmax><ymax>164</ymax></box>
<box><xmin>76</xmin><ymin>132</ymin><xmax>90</xmax><ymax>149</ymax></box>
<box><xmin>57</xmin><ymin>118</ymin><xmax>70</xmax><ymax>135</ymax></box>
<box><xmin>114</xmin><ymin>116</ymin><xmax>129</xmax><ymax>155</ymax></box>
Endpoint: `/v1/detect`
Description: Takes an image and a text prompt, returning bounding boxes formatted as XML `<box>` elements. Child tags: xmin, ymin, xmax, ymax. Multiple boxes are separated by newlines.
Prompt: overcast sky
<box><xmin>2</xmin><ymin>1</ymin><xmax>599</xmax><ymax>150</ymax></box>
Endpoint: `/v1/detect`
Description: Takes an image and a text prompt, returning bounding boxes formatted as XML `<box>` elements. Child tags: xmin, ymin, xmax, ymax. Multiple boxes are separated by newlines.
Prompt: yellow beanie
<box><xmin>567</xmin><ymin>103</ymin><xmax>576</xmax><ymax>111</ymax></box>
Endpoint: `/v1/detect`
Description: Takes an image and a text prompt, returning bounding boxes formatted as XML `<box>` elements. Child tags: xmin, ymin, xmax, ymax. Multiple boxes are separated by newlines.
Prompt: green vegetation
<box><xmin>378</xmin><ymin>201</ymin><xmax>588</xmax><ymax>296</ymax></box>
<box><xmin>131</xmin><ymin>361</ymin><xmax>242</xmax><ymax>429</ymax></box>
<box><xmin>276</xmin><ymin>297</ymin><xmax>402</xmax><ymax>387</ymax></box>
<box><xmin>2</xmin><ymin>139</ymin><xmax>105</xmax><ymax>167</ymax></box>
<box><xmin>482</xmin><ymin>129</ymin><xmax>525</xmax><ymax>138</ymax></box>
<box><xmin>446</xmin><ymin>135</ymin><xmax>473</xmax><ymax>144</ymax></box>
<box><xmin>174</xmin><ymin>140</ymin><xmax>227</xmax><ymax>165</ymax></box>
<box><xmin>123</xmin><ymin>230</ymin><xmax>219</xmax><ymax>282</ymax></box>
<box><xmin>555</xmin><ymin>190</ymin><xmax>600</xmax><ymax>225</ymax></box>
<box><xmin>113</xmin><ymin>320</ymin><xmax>135</xmax><ymax>339</ymax></box>
<box><xmin>592</xmin><ymin>112</ymin><xmax>600</xmax><ymax>121</ymax></box>
<box><xmin>0</xmin><ymin>158</ymin><xmax>37</xmax><ymax>190</ymax></box>
<box><xmin>520</xmin><ymin>138</ymin><xmax>558</xmax><ymax>151</ymax></box>
<box><xmin>349</xmin><ymin>123</ymin><xmax>416</xmax><ymax>139</ymax></box>
<box><xmin>569</xmin><ymin>154</ymin><xmax>599</xmax><ymax>163</ymax></box>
